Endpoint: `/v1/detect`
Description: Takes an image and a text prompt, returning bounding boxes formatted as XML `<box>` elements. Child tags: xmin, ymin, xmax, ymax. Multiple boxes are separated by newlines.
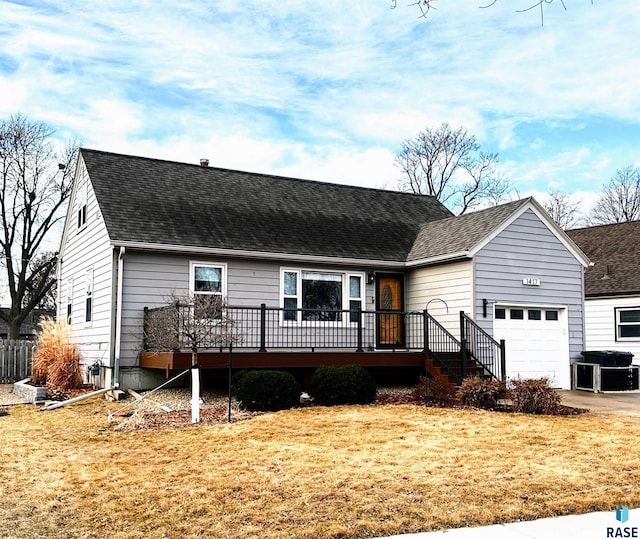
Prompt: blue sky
<box><xmin>1</xmin><ymin>0</ymin><xmax>639</xmax><ymax>216</ymax></box>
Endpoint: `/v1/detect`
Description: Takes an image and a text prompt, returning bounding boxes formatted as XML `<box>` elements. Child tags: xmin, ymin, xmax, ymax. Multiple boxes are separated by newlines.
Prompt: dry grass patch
<box><xmin>0</xmin><ymin>400</ymin><xmax>639</xmax><ymax>539</ymax></box>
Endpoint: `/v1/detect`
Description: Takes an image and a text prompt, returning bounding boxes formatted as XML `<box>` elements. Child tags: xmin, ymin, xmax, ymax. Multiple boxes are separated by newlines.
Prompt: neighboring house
<box><xmin>567</xmin><ymin>221</ymin><xmax>640</xmax><ymax>364</ymax></box>
<box><xmin>0</xmin><ymin>308</ymin><xmax>54</xmax><ymax>340</ymax></box>
<box><xmin>56</xmin><ymin>149</ymin><xmax>590</xmax><ymax>390</ymax></box>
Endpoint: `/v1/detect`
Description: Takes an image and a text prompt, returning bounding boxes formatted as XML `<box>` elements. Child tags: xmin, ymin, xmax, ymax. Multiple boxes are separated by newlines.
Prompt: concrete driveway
<box><xmin>560</xmin><ymin>389</ymin><xmax>640</xmax><ymax>416</ymax></box>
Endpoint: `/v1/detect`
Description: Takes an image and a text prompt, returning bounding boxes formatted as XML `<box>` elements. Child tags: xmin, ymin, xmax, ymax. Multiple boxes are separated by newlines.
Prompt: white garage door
<box><xmin>493</xmin><ymin>305</ymin><xmax>570</xmax><ymax>389</ymax></box>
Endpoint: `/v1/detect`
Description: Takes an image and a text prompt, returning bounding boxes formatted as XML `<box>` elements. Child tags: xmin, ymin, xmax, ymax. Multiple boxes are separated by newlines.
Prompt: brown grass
<box><xmin>0</xmin><ymin>400</ymin><xmax>639</xmax><ymax>539</ymax></box>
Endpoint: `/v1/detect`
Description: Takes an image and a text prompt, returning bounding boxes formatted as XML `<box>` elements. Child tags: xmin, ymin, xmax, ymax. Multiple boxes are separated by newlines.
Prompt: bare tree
<box><xmin>395</xmin><ymin>123</ymin><xmax>512</xmax><ymax>214</ymax></box>
<box><xmin>144</xmin><ymin>293</ymin><xmax>238</xmax><ymax>422</ymax></box>
<box><xmin>0</xmin><ymin>114</ymin><xmax>78</xmax><ymax>339</ymax></box>
<box><xmin>542</xmin><ymin>189</ymin><xmax>582</xmax><ymax>230</ymax></box>
<box><xmin>588</xmin><ymin>165</ymin><xmax>640</xmax><ymax>225</ymax></box>
<box><xmin>391</xmin><ymin>0</ymin><xmax>594</xmax><ymax>25</ymax></box>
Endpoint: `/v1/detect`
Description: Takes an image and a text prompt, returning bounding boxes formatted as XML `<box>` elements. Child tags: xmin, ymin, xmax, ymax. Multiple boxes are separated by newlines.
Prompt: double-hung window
<box><xmin>77</xmin><ymin>180</ymin><xmax>88</xmax><ymax>231</ymax></box>
<box><xmin>616</xmin><ymin>307</ymin><xmax>640</xmax><ymax>340</ymax></box>
<box><xmin>190</xmin><ymin>262</ymin><xmax>226</xmax><ymax>296</ymax></box>
<box><xmin>66</xmin><ymin>278</ymin><xmax>73</xmax><ymax>324</ymax></box>
<box><xmin>189</xmin><ymin>262</ymin><xmax>227</xmax><ymax>320</ymax></box>
<box><xmin>85</xmin><ymin>268</ymin><xmax>93</xmax><ymax>324</ymax></box>
<box><xmin>281</xmin><ymin>269</ymin><xmax>363</xmax><ymax>324</ymax></box>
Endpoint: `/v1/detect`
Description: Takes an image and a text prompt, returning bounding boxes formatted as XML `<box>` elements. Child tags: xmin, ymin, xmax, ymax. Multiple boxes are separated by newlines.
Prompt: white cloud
<box><xmin>1</xmin><ymin>0</ymin><xmax>639</xmax><ymax>206</ymax></box>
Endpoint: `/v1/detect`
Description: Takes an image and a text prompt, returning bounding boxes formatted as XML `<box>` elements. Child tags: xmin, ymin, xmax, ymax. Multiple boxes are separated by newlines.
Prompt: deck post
<box><xmin>461</xmin><ymin>338</ymin><xmax>468</xmax><ymax>380</ymax></box>
<box><xmin>259</xmin><ymin>303</ymin><xmax>267</xmax><ymax>353</ymax></box>
<box><xmin>143</xmin><ymin>307</ymin><xmax>149</xmax><ymax>351</ymax></box>
<box><xmin>423</xmin><ymin>310</ymin><xmax>430</xmax><ymax>353</ymax></box>
<box><xmin>356</xmin><ymin>306</ymin><xmax>364</xmax><ymax>352</ymax></box>
<box><xmin>500</xmin><ymin>339</ymin><xmax>506</xmax><ymax>382</ymax></box>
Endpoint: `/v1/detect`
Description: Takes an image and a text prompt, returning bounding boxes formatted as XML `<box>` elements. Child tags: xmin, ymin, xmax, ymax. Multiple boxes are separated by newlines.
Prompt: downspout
<box><xmin>113</xmin><ymin>246</ymin><xmax>125</xmax><ymax>389</ymax></box>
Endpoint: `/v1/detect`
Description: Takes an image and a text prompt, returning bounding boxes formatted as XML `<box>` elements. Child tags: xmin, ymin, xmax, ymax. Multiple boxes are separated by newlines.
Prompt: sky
<box><xmin>1</xmin><ymin>0</ymin><xmax>639</xmax><ymax>219</ymax></box>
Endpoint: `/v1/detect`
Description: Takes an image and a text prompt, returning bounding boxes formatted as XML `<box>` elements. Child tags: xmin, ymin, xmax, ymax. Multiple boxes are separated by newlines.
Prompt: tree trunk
<box><xmin>7</xmin><ymin>318</ymin><xmax>23</xmax><ymax>340</ymax></box>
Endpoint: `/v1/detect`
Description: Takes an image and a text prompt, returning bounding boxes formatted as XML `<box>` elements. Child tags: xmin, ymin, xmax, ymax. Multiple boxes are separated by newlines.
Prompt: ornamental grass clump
<box><xmin>32</xmin><ymin>319</ymin><xmax>83</xmax><ymax>393</ymax></box>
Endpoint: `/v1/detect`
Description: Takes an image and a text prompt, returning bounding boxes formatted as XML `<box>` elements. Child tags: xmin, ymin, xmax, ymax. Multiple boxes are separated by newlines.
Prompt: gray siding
<box><xmin>57</xmin><ymin>156</ymin><xmax>114</xmax><ymax>371</ymax></box>
<box><xmin>473</xmin><ymin>209</ymin><xmax>585</xmax><ymax>361</ymax></box>
<box><xmin>120</xmin><ymin>252</ymin><xmax>375</xmax><ymax>367</ymax></box>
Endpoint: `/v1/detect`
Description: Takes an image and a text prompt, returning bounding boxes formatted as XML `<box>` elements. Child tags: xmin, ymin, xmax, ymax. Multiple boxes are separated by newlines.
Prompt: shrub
<box><xmin>236</xmin><ymin>370</ymin><xmax>301</xmax><ymax>412</ymax></box>
<box><xmin>508</xmin><ymin>377</ymin><xmax>561</xmax><ymax>415</ymax></box>
<box><xmin>310</xmin><ymin>365</ymin><xmax>377</xmax><ymax>406</ymax></box>
<box><xmin>32</xmin><ymin>319</ymin><xmax>83</xmax><ymax>393</ymax></box>
<box><xmin>412</xmin><ymin>375</ymin><xmax>458</xmax><ymax>407</ymax></box>
<box><xmin>457</xmin><ymin>376</ymin><xmax>506</xmax><ymax>410</ymax></box>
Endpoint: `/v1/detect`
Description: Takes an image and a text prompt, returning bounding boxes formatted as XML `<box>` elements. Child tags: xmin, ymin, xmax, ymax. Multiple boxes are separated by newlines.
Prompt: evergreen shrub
<box><xmin>236</xmin><ymin>370</ymin><xmax>301</xmax><ymax>412</ymax></box>
<box><xmin>310</xmin><ymin>365</ymin><xmax>377</xmax><ymax>405</ymax></box>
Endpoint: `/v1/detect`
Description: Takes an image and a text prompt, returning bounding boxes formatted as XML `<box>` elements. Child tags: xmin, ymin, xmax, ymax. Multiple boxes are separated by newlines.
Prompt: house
<box><xmin>0</xmin><ymin>308</ymin><xmax>55</xmax><ymax>340</ymax></box>
<box><xmin>56</xmin><ymin>149</ymin><xmax>590</xmax><ymax>390</ymax></box>
<box><xmin>567</xmin><ymin>221</ymin><xmax>640</xmax><ymax>364</ymax></box>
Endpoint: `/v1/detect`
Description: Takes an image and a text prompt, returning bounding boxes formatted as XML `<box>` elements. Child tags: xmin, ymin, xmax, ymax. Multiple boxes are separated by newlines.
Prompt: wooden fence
<box><xmin>0</xmin><ymin>340</ymin><xmax>36</xmax><ymax>383</ymax></box>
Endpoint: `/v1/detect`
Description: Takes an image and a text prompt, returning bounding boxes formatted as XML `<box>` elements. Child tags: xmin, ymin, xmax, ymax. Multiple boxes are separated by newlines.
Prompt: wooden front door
<box><xmin>376</xmin><ymin>274</ymin><xmax>405</xmax><ymax>348</ymax></box>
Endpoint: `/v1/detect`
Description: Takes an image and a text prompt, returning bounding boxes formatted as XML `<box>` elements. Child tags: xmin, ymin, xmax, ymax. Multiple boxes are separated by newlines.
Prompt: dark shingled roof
<box><xmin>408</xmin><ymin>198</ymin><xmax>531</xmax><ymax>261</ymax></box>
<box><xmin>81</xmin><ymin>149</ymin><xmax>454</xmax><ymax>262</ymax></box>
<box><xmin>567</xmin><ymin>221</ymin><xmax>640</xmax><ymax>297</ymax></box>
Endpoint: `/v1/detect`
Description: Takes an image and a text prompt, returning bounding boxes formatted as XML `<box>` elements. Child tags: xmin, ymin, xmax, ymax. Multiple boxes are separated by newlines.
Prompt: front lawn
<box><xmin>0</xmin><ymin>399</ymin><xmax>638</xmax><ymax>538</ymax></box>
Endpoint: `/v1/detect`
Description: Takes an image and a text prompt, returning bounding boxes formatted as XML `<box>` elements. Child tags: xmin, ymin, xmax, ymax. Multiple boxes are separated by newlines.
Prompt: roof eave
<box><xmin>405</xmin><ymin>251</ymin><xmax>471</xmax><ymax>268</ymax></box>
<box><xmin>112</xmin><ymin>240</ymin><xmax>407</xmax><ymax>269</ymax></box>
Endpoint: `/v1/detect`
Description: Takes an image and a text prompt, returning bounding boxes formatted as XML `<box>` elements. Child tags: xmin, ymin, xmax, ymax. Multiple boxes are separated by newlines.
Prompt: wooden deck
<box><xmin>140</xmin><ymin>350</ymin><xmax>427</xmax><ymax>376</ymax></box>
<box><xmin>138</xmin><ymin>349</ymin><xmax>468</xmax><ymax>391</ymax></box>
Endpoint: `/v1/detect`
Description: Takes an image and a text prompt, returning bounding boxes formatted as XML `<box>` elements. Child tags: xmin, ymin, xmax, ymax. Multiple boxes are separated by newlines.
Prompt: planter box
<box><xmin>13</xmin><ymin>378</ymin><xmax>47</xmax><ymax>403</ymax></box>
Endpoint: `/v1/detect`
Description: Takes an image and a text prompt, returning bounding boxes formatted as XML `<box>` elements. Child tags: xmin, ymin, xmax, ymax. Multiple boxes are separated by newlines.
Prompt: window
<box><xmin>510</xmin><ymin>309</ymin><xmax>524</xmax><ymax>320</ymax></box>
<box><xmin>281</xmin><ymin>269</ymin><xmax>364</xmax><ymax>324</ymax></box>
<box><xmin>77</xmin><ymin>181</ymin><xmax>87</xmax><ymax>230</ymax></box>
<box><xmin>528</xmin><ymin>309</ymin><xmax>541</xmax><ymax>320</ymax></box>
<box><xmin>349</xmin><ymin>275</ymin><xmax>363</xmax><ymax>323</ymax></box>
<box><xmin>494</xmin><ymin>308</ymin><xmax>506</xmax><ymax>320</ymax></box>
<box><xmin>85</xmin><ymin>268</ymin><xmax>93</xmax><ymax>323</ymax></box>
<box><xmin>190</xmin><ymin>262</ymin><xmax>226</xmax><ymax>295</ymax></box>
<box><xmin>66</xmin><ymin>278</ymin><xmax>73</xmax><ymax>324</ymax></box>
<box><xmin>617</xmin><ymin>308</ymin><xmax>640</xmax><ymax>340</ymax></box>
<box><xmin>545</xmin><ymin>310</ymin><xmax>559</xmax><ymax>321</ymax></box>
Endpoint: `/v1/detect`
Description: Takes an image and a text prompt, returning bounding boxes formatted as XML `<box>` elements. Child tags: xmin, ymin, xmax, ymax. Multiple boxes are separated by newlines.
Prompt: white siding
<box><xmin>57</xmin><ymin>156</ymin><xmax>114</xmax><ymax>369</ymax></box>
<box><xmin>406</xmin><ymin>260</ymin><xmax>472</xmax><ymax>338</ymax></box>
<box><xmin>584</xmin><ymin>296</ymin><xmax>640</xmax><ymax>364</ymax></box>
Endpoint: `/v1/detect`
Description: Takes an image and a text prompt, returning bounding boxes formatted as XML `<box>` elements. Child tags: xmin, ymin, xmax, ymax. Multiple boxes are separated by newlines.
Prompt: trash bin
<box><xmin>580</xmin><ymin>350</ymin><xmax>634</xmax><ymax>367</ymax></box>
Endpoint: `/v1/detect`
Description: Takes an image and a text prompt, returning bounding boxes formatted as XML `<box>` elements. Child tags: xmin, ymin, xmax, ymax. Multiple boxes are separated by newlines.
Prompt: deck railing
<box><xmin>143</xmin><ymin>304</ymin><xmax>429</xmax><ymax>352</ymax></box>
<box><xmin>460</xmin><ymin>311</ymin><xmax>506</xmax><ymax>382</ymax></box>
<box><xmin>142</xmin><ymin>304</ymin><xmax>510</xmax><ymax>386</ymax></box>
<box><xmin>425</xmin><ymin>313</ymin><xmax>464</xmax><ymax>383</ymax></box>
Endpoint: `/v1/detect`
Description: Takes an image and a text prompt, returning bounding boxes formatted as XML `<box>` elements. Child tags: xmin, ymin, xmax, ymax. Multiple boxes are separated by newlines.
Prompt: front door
<box><xmin>376</xmin><ymin>274</ymin><xmax>405</xmax><ymax>348</ymax></box>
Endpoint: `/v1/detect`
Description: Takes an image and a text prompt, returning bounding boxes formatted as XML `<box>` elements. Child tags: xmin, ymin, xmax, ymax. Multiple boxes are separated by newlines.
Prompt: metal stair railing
<box><xmin>423</xmin><ymin>310</ymin><xmax>464</xmax><ymax>384</ymax></box>
<box><xmin>459</xmin><ymin>311</ymin><xmax>506</xmax><ymax>382</ymax></box>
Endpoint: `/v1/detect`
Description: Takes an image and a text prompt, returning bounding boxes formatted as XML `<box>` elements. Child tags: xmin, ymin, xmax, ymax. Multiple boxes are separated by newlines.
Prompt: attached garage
<box><xmin>493</xmin><ymin>305</ymin><xmax>570</xmax><ymax>388</ymax></box>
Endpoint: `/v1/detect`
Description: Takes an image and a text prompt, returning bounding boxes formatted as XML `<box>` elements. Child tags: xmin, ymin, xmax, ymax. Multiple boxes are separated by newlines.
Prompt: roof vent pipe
<box><xmin>200</xmin><ymin>158</ymin><xmax>209</xmax><ymax>167</ymax></box>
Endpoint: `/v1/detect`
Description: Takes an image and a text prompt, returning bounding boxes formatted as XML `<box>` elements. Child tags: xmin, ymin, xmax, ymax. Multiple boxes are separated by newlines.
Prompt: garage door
<box><xmin>493</xmin><ymin>306</ymin><xmax>570</xmax><ymax>389</ymax></box>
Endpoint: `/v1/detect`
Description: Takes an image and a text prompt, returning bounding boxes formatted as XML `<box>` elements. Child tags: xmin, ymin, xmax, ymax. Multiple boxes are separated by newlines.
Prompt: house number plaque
<box><xmin>522</xmin><ymin>277</ymin><xmax>541</xmax><ymax>286</ymax></box>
